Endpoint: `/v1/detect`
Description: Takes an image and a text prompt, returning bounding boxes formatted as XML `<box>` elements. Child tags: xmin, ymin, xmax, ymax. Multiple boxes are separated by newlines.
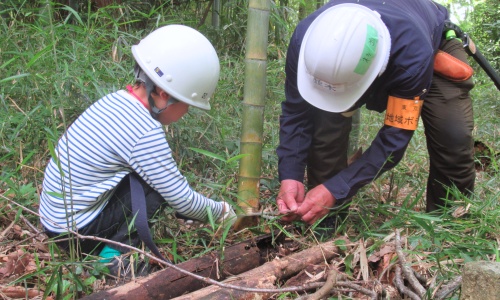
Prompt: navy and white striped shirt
<box><xmin>40</xmin><ymin>90</ymin><xmax>223</xmax><ymax>233</ymax></box>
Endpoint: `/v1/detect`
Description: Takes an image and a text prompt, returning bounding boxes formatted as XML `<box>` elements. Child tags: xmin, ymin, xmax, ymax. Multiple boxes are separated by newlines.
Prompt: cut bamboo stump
<box><xmin>460</xmin><ymin>261</ymin><xmax>500</xmax><ymax>300</ymax></box>
<box><xmin>171</xmin><ymin>240</ymin><xmax>342</xmax><ymax>300</ymax></box>
<box><xmin>82</xmin><ymin>240</ymin><xmax>261</xmax><ymax>300</ymax></box>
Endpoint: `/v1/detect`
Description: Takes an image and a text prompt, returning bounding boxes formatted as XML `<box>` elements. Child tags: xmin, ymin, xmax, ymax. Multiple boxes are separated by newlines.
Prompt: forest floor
<box><xmin>0</xmin><ymin>150</ymin><xmax>497</xmax><ymax>300</ymax></box>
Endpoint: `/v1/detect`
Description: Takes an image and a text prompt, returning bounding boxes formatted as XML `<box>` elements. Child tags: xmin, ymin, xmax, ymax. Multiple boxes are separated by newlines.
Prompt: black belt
<box><xmin>129</xmin><ymin>174</ymin><xmax>171</xmax><ymax>264</ymax></box>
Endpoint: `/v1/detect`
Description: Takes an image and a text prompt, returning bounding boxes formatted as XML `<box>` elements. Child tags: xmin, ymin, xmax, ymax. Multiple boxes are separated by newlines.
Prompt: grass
<box><xmin>1</xmin><ymin>1</ymin><xmax>499</xmax><ymax>299</ymax></box>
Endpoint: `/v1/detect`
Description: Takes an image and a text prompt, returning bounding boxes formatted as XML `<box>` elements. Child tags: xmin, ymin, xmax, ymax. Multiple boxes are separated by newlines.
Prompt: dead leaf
<box><xmin>277</xmin><ymin>244</ymin><xmax>292</xmax><ymax>257</ymax></box>
<box><xmin>369</xmin><ymin>242</ymin><xmax>397</xmax><ymax>284</ymax></box>
<box><xmin>304</xmin><ymin>270</ymin><xmax>326</xmax><ymax>282</ymax></box>
<box><xmin>0</xmin><ymin>250</ymin><xmax>36</xmax><ymax>279</ymax></box>
<box><xmin>368</xmin><ymin>243</ymin><xmax>395</xmax><ymax>263</ymax></box>
<box><xmin>452</xmin><ymin>204</ymin><xmax>471</xmax><ymax>218</ymax></box>
<box><xmin>12</xmin><ymin>224</ymin><xmax>29</xmax><ymax>239</ymax></box>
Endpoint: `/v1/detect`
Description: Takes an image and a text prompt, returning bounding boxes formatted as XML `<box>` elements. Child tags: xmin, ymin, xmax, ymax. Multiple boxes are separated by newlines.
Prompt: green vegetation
<box><xmin>0</xmin><ymin>0</ymin><xmax>498</xmax><ymax>299</ymax></box>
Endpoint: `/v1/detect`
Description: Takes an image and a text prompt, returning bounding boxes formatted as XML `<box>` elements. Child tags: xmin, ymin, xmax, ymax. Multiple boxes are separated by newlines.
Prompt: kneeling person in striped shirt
<box><xmin>39</xmin><ymin>25</ymin><xmax>236</xmax><ymax>279</ymax></box>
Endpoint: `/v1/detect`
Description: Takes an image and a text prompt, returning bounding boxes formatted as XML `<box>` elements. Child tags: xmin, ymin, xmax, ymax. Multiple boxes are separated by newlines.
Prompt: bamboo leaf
<box><xmin>26</xmin><ymin>43</ymin><xmax>54</xmax><ymax>68</ymax></box>
<box><xmin>1</xmin><ymin>57</ymin><xmax>17</xmax><ymax>69</ymax></box>
<box><xmin>15</xmin><ymin>150</ymin><xmax>36</xmax><ymax>172</ymax></box>
<box><xmin>61</xmin><ymin>5</ymin><xmax>84</xmax><ymax>26</ymax></box>
<box><xmin>0</xmin><ymin>73</ymin><xmax>30</xmax><ymax>83</ymax></box>
<box><xmin>412</xmin><ymin>213</ymin><xmax>442</xmax><ymax>222</ymax></box>
<box><xmin>188</xmin><ymin>147</ymin><xmax>226</xmax><ymax>162</ymax></box>
<box><xmin>226</xmin><ymin>153</ymin><xmax>248</xmax><ymax>164</ymax></box>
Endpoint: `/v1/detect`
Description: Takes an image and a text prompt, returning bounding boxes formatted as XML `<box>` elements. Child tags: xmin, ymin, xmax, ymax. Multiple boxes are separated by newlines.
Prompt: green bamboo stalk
<box><xmin>212</xmin><ymin>0</ymin><xmax>221</xmax><ymax>28</ymax></box>
<box><xmin>235</xmin><ymin>0</ymin><xmax>270</xmax><ymax>230</ymax></box>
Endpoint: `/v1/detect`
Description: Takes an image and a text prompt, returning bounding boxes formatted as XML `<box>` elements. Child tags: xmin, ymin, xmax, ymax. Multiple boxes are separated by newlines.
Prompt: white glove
<box><xmin>217</xmin><ymin>202</ymin><xmax>237</xmax><ymax>226</ymax></box>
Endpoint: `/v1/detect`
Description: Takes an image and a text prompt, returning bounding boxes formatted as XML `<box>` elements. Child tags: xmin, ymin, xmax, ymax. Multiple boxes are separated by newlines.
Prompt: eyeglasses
<box><xmin>154</xmin><ymin>97</ymin><xmax>180</xmax><ymax>115</ymax></box>
<box><xmin>167</xmin><ymin>97</ymin><xmax>180</xmax><ymax>106</ymax></box>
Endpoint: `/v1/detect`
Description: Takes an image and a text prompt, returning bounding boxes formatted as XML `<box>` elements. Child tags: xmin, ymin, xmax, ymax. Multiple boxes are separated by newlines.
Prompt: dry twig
<box><xmin>394</xmin><ymin>229</ymin><xmax>426</xmax><ymax>297</ymax></box>
<box><xmin>304</xmin><ymin>266</ymin><xmax>340</xmax><ymax>300</ymax></box>
<box><xmin>4</xmin><ymin>203</ymin><xmax>42</xmax><ymax>236</ymax></box>
<box><xmin>434</xmin><ymin>275</ymin><xmax>462</xmax><ymax>300</ymax></box>
<box><xmin>413</xmin><ymin>269</ymin><xmax>427</xmax><ymax>285</ymax></box>
<box><xmin>296</xmin><ymin>262</ymin><xmax>378</xmax><ymax>300</ymax></box>
<box><xmin>296</xmin><ymin>280</ymin><xmax>378</xmax><ymax>300</ymax></box>
<box><xmin>335</xmin><ymin>281</ymin><xmax>378</xmax><ymax>299</ymax></box>
<box><xmin>394</xmin><ymin>265</ymin><xmax>421</xmax><ymax>300</ymax></box>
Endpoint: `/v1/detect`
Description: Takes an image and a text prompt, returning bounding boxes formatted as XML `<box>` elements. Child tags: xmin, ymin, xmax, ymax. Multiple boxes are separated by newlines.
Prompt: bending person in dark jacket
<box><xmin>276</xmin><ymin>0</ymin><xmax>475</xmax><ymax>227</ymax></box>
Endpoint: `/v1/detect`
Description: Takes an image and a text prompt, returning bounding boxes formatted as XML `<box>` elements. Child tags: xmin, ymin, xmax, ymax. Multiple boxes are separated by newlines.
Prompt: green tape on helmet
<box><xmin>354</xmin><ymin>24</ymin><xmax>378</xmax><ymax>75</ymax></box>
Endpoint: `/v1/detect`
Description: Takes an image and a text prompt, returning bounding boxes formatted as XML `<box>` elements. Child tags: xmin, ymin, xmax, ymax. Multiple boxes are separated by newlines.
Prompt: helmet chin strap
<box><xmin>135</xmin><ymin>64</ymin><xmax>164</xmax><ymax>120</ymax></box>
<box><xmin>144</xmin><ymin>76</ymin><xmax>162</xmax><ymax>120</ymax></box>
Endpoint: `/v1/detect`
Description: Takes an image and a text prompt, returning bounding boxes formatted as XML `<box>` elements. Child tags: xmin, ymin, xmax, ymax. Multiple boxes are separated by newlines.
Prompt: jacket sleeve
<box><xmin>277</xmin><ymin>30</ymin><xmax>314</xmax><ymax>183</ymax></box>
<box><xmin>323</xmin><ymin>125</ymin><xmax>414</xmax><ymax>202</ymax></box>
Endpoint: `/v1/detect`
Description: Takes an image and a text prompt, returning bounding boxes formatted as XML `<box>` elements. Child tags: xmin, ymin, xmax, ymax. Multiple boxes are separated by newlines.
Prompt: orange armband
<box><xmin>384</xmin><ymin>96</ymin><xmax>423</xmax><ymax>130</ymax></box>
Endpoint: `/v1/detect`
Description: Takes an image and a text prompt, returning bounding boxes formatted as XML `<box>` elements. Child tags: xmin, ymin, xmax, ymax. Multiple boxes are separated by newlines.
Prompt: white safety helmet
<box><xmin>297</xmin><ymin>3</ymin><xmax>391</xmax><ymax>113</ymax></box>
<box><xmin>132</xmin><ymin>25</ymin><xmax>220</xmax><ymax>110</ymax></box>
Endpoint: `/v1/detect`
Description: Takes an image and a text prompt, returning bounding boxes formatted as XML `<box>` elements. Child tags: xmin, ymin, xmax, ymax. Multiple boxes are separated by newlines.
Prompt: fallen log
<box><xmin>0</xmin><ymin>286</ymin><xmax>43</xmax><ymax>298</ymax></box>
<box><xmin>172</xmin><ymin>240</ymin><xmax>344</xmax><ymax>300</ymax></box>
<box><xmin>82</xmin><ymin>238</ymin><xmax>263</xmax><ymax>300</ymax></box>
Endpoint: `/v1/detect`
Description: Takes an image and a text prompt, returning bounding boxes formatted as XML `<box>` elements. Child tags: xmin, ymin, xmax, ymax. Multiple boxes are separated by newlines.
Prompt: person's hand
<box><xmin>217</xmin><ymin>202</ymin><xmax>236</xmax><ymax>226</ymax></box>
<box><xmin>276</xmin><ymin>179</ymin><xmax>305</xmax><ymax>222</ymax></box>
<box><xmin>296</xmin><ymin>184</ymin><xmax>336</xmax><ymax>224</ymax></box>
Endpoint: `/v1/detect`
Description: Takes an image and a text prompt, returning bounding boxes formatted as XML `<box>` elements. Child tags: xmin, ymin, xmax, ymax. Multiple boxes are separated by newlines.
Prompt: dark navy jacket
<box><xmin>277</xmin><ymin>0</ymin><xmax>449</xmax><ymax>201</ymax></box>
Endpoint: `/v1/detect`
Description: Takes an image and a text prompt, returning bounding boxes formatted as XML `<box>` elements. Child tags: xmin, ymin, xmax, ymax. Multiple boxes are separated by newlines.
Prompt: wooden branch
<box><xmin>4</xmin><ymin>203</ymin><xmax>41</xmax><ymax>236</ymax></box>
<box><xmin>0</xmin><ymin>219</ymin><xmax>15</xmax><ymax>239</ymax></box>
<box><xmin>412</xmin><ymin>269</ymin><xmax>427</xmax><ymax>285</ymax></box>
<box><xmin>283</xmin><ymin>264</ymin><xmax>326</xmax><ymax>288</ymax></box>
<box><xmin>394</xmin><ymin>265</ymin><xmax>421</xmax><ymax>300</ymax></box>
<box><xmin>305</xmin><ymin>266</ymin><xmax>339</xmax><ymax>300</ymax></box>
<box><xmin>197</xmin><ymin>0</ymin><xmax>213</xmax><ymax>29</ymax></box>
<box><xmin>0</xmin><ymin>286</ymin><xmax>42</xmax><ymax>298</ymax></box>
<box><xmin>296</xmin><ymin>279</ymin><xmax>378</xmax><ymax>300</ymax></box>
<box><xmin>171</xmin><ymin>240</ymin><xmax>343</xmax><ymax>299</ymax></box>
<box><xmin>80</xmin><ymin>240</ymin><xmax>261</xmax><ymax>300</ymax></box>
<box><xmin>394</xmin><ymin>229</ymin><xmax>426</xmax><ymax>297</ymax></box>
<box><xmin>335</xmin><ymin>281</ymin><xmax>378</xmax><ymax>300</ymax></box>
<box><xmin>434</xmin><ymin>275</ymin><xmax>462</xmax><ymax>300</ymax></box>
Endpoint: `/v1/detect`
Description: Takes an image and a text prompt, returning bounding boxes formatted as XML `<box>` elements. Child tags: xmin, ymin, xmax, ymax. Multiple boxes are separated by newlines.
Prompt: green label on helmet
<box><xmin>354</xmin><ymin>24</ymin><xmax>378</xmax><ymax>75</ymax></box>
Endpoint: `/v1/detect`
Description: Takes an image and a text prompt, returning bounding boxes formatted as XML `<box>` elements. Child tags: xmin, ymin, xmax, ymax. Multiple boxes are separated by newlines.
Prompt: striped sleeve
<box><xmin>129</xmin><ymin>128</ymin><xmax>224</xmax><ymax>221</ymax></box>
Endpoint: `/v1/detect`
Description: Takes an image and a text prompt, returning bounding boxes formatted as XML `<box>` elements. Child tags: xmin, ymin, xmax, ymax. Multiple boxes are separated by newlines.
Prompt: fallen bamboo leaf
<box><xmin>368</xmin><ymin>243</ymin><xmax>396</xmax><ymax>263</ymax></box>
<box><xmin>0</xmin><ymin>220</ymin><xmax>16</xmax><ymax>240</ymax></box>
<box><xmin>304</xmin><ymin>270</ymin><xmax>325</xmax><ymax>282</ymax></box>
<box><xmin>359</xmin><ymin>239</ymin><xmax>369</xmax><ymax>282</ymax></box>
<box><xmin>452</xmin><ymin>204</ymin><xmax>471</xmax><ymax>218</ymax></box>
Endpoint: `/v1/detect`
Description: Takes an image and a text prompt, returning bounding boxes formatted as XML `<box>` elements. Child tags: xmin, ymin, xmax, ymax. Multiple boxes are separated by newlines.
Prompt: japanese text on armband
<box><xmin>384</xmin><ymin>96</ymin><xmax>424</xmax><ymax>130</ymax></box>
